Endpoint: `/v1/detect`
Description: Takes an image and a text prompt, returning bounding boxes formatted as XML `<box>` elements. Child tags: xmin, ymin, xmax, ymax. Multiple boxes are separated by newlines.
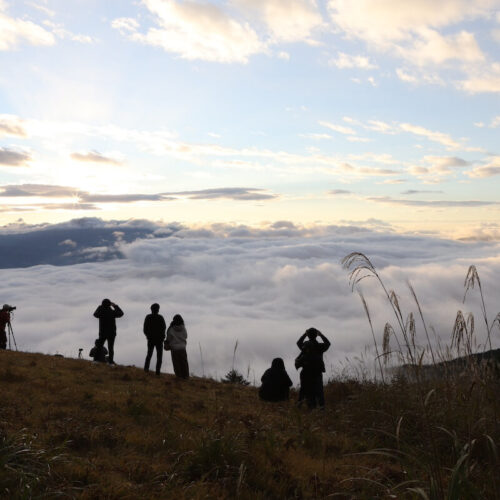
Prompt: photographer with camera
<box><xmin>93</xmin><ymin>299</ymin><xmax>124</xmax><ymax>365</ymax></box>
<box><xmin>0</xmin><ymin>304</ymin><xmax>15</xmax><ymax>350</ymax></box>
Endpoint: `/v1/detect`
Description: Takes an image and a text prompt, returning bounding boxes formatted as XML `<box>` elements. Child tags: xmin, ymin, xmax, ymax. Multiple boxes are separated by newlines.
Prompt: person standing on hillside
<box><xmin>0</xmin><ymin>304</ymin><xmax>12</xmax><ymax>350</ymax></box>
<box><xmin>296</xmin><ymin>328</ymin><xmax>330</xmax><ymax>409</ymax></box>
<box><xmin>143</xmin><ymin>303</ymin><xmax>166</xmax><ymax>376</ymax></box>
<box><xmin>166</xmin><ymin>314</ymin><xmax>189</xmax><ymax>379</ymax></box>
<box><xmin>93</xmin><ymin>299</ymin><xmax>124</xmax><ymax>365</ymax></box>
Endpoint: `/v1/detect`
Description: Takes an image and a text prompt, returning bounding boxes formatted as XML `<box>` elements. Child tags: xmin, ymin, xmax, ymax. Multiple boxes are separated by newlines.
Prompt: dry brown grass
<box><xmin>1</xmin><ymin>348</ymin><xmax>499</xmax><ymax>499</ymax></box>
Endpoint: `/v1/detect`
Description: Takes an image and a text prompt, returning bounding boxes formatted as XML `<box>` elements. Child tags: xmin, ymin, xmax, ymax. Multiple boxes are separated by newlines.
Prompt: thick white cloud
<box><xmin>234</xmin><ymin>0</ymin><xmax>323</xmax><ymax>43</ymax></box>
<box><xmin>0</xmin><ymin>1</ymin><xmax>55</xmax><ymax>50</ymax></box>
<box><xmin>125</xmin><ymin>0</ymin><xmax>265</xmax><ymax>63</ymax></box>
<box><xmin>3</xmin><ymin>221</ymin><xmax>500</xmax><ymax>383</ymax></box>
<box><xmin>112</xmin><ymin>0</ymin><xmax>323</xmax><ymax>62</ymax></box>
<box><xmin>395</xmin><ymin>29</ymin><xmax>484</xmax><ymax>66</ymax></box>
<box><xmin>459</xmin><ymin>63</ymin><xmax>500</xmax><ymax>93</ymax></box>
<box><xmin>328</xmin><ymin>0</ymin><xmax>497</xmax><ymax>92</ymax></box>
<box><xmin>328</xmin><ymin>0</ymin><xmax>497</xmax><ymax>44</ymax></box>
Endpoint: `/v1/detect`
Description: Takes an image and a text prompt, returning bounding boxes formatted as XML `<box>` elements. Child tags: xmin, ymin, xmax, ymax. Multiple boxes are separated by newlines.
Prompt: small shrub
<box><xmin>222</xmin><ymin>369</ymin><xmax>250</xmax><ymax>386</ymax></box>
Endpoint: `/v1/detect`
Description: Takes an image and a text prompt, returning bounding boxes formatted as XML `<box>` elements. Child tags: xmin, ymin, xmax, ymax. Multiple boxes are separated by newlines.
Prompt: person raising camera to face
<box><xmin>0</xmin><ymin>304</ymin><xmax>14</xmax><ymax>350</ymax></box>
<box><xmin>93</xmin><ymin>299</ymin><xmax>124</xmax><ymax>365</ymax></box>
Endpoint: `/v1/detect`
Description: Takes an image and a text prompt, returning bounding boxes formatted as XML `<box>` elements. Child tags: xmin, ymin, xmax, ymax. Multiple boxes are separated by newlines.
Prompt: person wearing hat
<box><xmin>0</xmin><ymin>304</ymin><xmax>12</xmax><ymax>350</ymax></box>
<box><xmin>93</xmin><ymin>299</ymin><xmax>124</xmax><ymax>364</ymax></box>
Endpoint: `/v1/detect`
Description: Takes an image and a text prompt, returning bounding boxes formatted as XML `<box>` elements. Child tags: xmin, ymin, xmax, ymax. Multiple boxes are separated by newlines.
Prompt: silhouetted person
<box><xmin>259</xmin><ymin>358</ymin><xmax>293</xmax><ymax>402</ymax></box>
<box><xmin>296</xmin><ymin>328</ymin><xmax>330</xmax><ymax>409</ymax></box>
<box><xmin>166</xmin><ymin>314</ymin><xmax>189</xmax><ymax>378</ymax></box>
<box><xmin>143</xmin><ymin>303</ymin><xmax>166</xmax><ymax>376</ymax></box>
<box><xmin>93</xmin><ymin>299</ymin><xmax>124</xmax><ymax>364</ymax></box>
<box><xmin>89</xmin><ymin>338</ymin><xmax>108</xmax><ymax>363</ymax></box>
<box><xmin>0</xmin><ymin>304</ymin><xmax>11</xmax><ymax>350</ymax></box>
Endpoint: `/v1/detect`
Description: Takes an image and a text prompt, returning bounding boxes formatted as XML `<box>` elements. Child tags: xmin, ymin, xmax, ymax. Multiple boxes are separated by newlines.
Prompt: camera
<box><xmin>3</xmin><ymin>305</ymin><xmax>16</xmax><ymax>312</ymax></box>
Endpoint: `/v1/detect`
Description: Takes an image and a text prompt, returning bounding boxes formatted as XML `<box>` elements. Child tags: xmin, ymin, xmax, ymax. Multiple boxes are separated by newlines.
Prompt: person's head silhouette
<box><xmin>172</xmin><ymin>314</ymin><xmax>184</xmax><ymax>326</ymax></box>
<box><xmin>271</xmin><ymin>358</ymin><xmax>285</xmax><ymax>370</ymax></box>
<box><xmin>306</xmin><ymin>327</ymin><xmax>319</xmax><ymax>341</ymax></box>
<box><xmin>102</xmin><ymin>298</ymin><xmax>111</xmax><ymax>307</ymax></box>
<box><xmin>151</xmin><ymin>303</ymin><xmax>160</xmax><ymax>314</ymax></box>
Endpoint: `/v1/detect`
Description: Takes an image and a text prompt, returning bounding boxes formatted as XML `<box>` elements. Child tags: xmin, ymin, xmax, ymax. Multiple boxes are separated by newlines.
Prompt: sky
<box><xmin>1</xmin><ymin>1</ymin><xmax>500</xmax><ymax>379</ymax></box>
<box><xmin>0</xmin><ymin>0</ymin><xmax>499</xmax><ymax>236</ymax></box>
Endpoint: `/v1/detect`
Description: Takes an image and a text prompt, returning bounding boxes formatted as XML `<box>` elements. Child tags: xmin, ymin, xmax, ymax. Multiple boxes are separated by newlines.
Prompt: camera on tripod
<box><xmin>4</xmin><ymin>305</ymin><xmax>16</xmax><ymax>312</ymax></box>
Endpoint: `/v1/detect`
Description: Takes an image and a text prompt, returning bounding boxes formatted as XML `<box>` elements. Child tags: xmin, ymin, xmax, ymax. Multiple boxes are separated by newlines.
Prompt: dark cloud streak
<box><xmin>0</xmin><ymin>148</ymin><xmax>31</xmax><ymax>166</ymax></box>
<box><xmin>71</xmin><ymin>151</ymin><xmax>122</xmax><ymax>165</ymax></box>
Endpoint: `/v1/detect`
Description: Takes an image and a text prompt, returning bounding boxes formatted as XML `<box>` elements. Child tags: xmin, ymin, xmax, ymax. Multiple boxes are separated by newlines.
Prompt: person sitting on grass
<box><xmin>259</xmin><ymin>357</ymin><xmax>293</xmax><ymax>402</ymax></box>
<box><xmin>89</xmin><ymin>338</ymin><xmax>108</xmax><ymax>363</ymax></box>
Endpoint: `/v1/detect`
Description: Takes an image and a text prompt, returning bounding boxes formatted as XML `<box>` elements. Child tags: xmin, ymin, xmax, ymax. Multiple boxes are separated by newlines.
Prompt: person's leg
<box><xmin>155</xmin><ymin>341</ymin><xmax>163</xmax><ymax>375</ymax></box>
<box><xmin>317</xmin><ymin>374</ymin><xmax>325</xmax><ymax>409</ymax></box>
<box><xmin>297</xmin><ymin>370</ymin><xmax>305</xmax><ymax>406</ymax></box>
<box><xmin>179</xmin><ymin>349</ymin><xmax>189</xmax><ymax>379</ymax></box>
<box><xmin>302</xmin><ymin>371</ymin><xmax>316</xmax><ymax>409</ymax></box>
<box><xmin>0</xmin><ymin>330</ymin><xmax>6</xmax><ymax>349</ymax></box>
<box><xmin>144</xmin><ymin>339</ymin><xmax>154</xmax><ymax>371</ymax></box>
<box><xmin>107</xmin><ymin>335</ymin><xmax>115</xmax><ymax>364</ymax></box>
<box><xmin>171</xmin><ymin>350</ymin><xmax>180</xmax><ymax>377</ymax></box>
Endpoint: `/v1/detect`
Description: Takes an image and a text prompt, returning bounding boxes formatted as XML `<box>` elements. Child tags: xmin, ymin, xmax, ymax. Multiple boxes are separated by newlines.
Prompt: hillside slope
<box><xmin>1</xmin><ymin>350</ymin><xmax>499</xmax><ymax>499</ymax></box>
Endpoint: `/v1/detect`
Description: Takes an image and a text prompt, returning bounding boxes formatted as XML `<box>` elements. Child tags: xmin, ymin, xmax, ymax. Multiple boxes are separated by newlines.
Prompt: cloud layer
<box><xmin>3</xmin><ymin>218</ymin><xmax>500</xmax><ymax>383</ymax></box>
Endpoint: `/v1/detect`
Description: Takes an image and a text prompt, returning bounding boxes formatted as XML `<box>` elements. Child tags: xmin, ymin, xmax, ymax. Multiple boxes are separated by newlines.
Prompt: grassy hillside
<box><xmin>1</xmin><ymin>349</ymin><xmax>499</xmax><ymax>499</ymax></box>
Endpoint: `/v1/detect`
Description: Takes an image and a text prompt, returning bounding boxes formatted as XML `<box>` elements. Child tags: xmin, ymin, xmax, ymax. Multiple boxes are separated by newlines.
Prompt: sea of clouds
<box><xmin>2</xmin><ymin>218</ymin><xmax>500</xmax><ymax>384</ymax></box>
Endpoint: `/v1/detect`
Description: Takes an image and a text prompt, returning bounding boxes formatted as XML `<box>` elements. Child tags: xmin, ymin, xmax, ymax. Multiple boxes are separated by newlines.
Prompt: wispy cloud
<box><xmin>401</xmin><ymin>189</ymin><xmax>444</xmax><ymax>195</ymax></box>
<box><xmin>0</xmin><ymin>2</ymin><xmax>55</xmax><ymax>50</ymax></box>
<box><xmin>0</xmin><ymin>114</ymin><xmax>27</xmax><ymax>137</ymax></box>
<box><xmin>0</xmin><ymin>147</ymin><xmax>31</xmax><ymax>166</ymax></box>
<box><xmin>0</xmin><ymin>184</ymin><xmax>278</xmax><ymax>211</ymax></box>
<box><xmin>163</xmin><ymin>187</ymin><xmax>278</xmax><ymax>201</ymax></box>
<box><xmin>466</xmin><ymin>156</ymin><xmax>500</xmax><ymax>178</ymax></box>
<box><xmin>330</xmin><ymin>52</ymin><xmax>377</xmax><ymax>70</ymax></box>
<box><xmin>367</xmin><ymin>195</ymin><xmax>498</xmax><ymax>208</ymax></box>
<box><xmin>319</xmin><ymin>120</ymin><xmax>356</xmax><ymax>135</ymax></box>
<box><xmin>70</xmin><ymin>151</ymin><xmax>122</xmax><ymax>165</ymax></box>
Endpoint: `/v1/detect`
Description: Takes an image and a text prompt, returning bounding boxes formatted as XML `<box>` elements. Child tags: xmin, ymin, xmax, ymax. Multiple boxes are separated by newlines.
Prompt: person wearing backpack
<box><xmin>296</xmin><ymin>328</ymin><xmax>330</xmax><ymax>409</ymax></box>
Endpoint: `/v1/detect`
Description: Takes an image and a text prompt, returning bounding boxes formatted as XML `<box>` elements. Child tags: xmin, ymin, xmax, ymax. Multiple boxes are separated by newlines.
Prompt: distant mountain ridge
<box><xmin>397</xmin><ymin>348</ymin><xmax>500</xmax><ymax>380</ymax></box>
<box><xmin>0</xmin><ymin>218</ymin><xmax>178</xmax><ymax>268</ymax></box>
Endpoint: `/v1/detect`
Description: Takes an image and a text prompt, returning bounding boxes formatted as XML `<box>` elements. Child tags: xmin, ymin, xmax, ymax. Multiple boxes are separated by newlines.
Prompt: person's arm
<box><xmin>297</xmin><ymin>332</ymin><xmax>307</xmax><ymax>349</ymax></box>
<box><xmin>112</xmin><ymin>304</ymin><xmax>124</xmax><ymax>318</ymax></box>
<box><xmin>160</xmin><ymin>316</ymin><xmax>166</xmax><ymax>337</ymax></box>
<box><xmin>93</xmin><ymin>306</ymin><xmax>101</xmax><ymax>318</ymax></box>
<box><xmin>318</xmin><ymin>332</ymin><xmax>330</xmax><ymax>351</ymax></box>
<box><xmin>143</xmin><ymin>315</ymin><xmax>149</xmax><ymax>336</ymax></box>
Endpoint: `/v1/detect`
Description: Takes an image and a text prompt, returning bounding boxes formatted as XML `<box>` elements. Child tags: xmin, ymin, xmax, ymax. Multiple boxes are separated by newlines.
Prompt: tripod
<box><xmin>7</xmin><ymin>322</ymin><xmax>17</xmax><ymax>351</ymax></box>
